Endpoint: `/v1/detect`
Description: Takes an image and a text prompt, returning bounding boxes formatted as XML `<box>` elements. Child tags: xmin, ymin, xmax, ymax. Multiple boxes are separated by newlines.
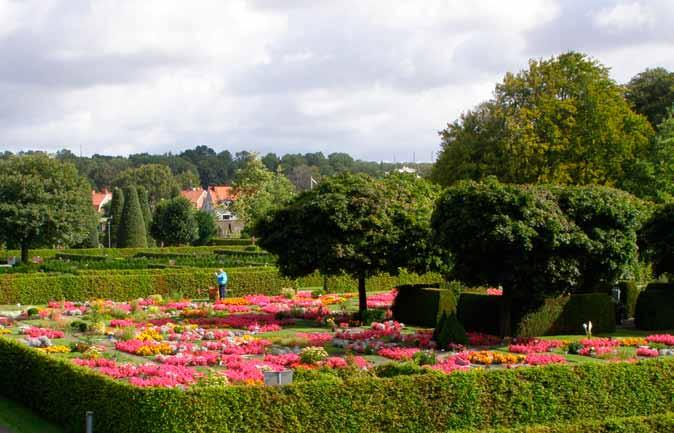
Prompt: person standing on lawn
<box><xmin>215</xmin><ymin>269</ymin><xmax>228</xmax><ymax>299</ymax></box>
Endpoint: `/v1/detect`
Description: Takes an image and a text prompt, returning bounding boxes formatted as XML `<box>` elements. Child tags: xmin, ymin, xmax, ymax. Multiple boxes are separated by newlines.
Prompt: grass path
<box><xmin>0</xmin><ymin>397</ymin><xmax>64</xmax><ymax>433</ymax></box>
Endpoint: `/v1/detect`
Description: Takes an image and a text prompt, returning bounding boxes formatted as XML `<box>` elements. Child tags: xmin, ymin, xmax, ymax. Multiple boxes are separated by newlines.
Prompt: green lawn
<box><xmin>0</xmin><ymin>397</ymin><xmax>64</xmax><ymax>433</ymax></box>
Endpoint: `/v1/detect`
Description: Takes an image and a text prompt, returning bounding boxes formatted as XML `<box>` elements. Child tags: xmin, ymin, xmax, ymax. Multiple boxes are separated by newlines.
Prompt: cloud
<box><xmin>0</xmin><ymin>0</ymin><xmax>673</xmax><ymax>161</ymax></box>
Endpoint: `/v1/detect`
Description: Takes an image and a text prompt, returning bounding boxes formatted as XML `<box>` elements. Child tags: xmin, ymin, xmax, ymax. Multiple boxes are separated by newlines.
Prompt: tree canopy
<box><xmin>625</xmin><ymin>67</ymin><xmax>674</xmax><ymax>129</ymax></box>
<box><xmin>112</xmin><ymin>164</ymin><xmax>180</xmax><ymax>206</ymax></box>
<box><xmin>638</xmin><ymin>203</ymin><xmax>674</xmax><ymax>278</ymax></box>
<box><xmin>431</xmin><ymin>52</ymin><xmax>655</xmax><ymax>198</ymax></box>
<box><xmin>254</xmin><ymin>172</ymin><xmax>441</xmax><ymax>315</ymax></box>
<box><xmin>0</xmin><ymin>154</ymin><xmax>95</xmax><ymax>261</ymax></box>
<box><xmin>431</xmin><ymin>178</ymin><xmax>644</xmax><ymax>335</ymax></box>
<box><xmin>150</xmin><ymin>196</ymin><xmax>199</xmax><ymax>246</ymax></box>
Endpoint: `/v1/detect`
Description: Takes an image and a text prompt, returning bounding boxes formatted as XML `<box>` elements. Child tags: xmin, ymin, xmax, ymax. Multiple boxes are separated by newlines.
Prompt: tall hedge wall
<box><xmin>0</xmin><ymin>268</ymin><xmax>439</xmax><ymax>304</ymax></box>
<box><xmin>391</xmin><ymin>284</ymin><xmax>449</xmax><ymax>327</ymax></box>
<box><xmin>0</xmin><ymin>338</ymin><xmax>673</xmax><ymax>433</ymax></box>
<box><xmin>635</xmin><ymin>283</ymin><xmax>674</xmax><ymax>330</ymax></box>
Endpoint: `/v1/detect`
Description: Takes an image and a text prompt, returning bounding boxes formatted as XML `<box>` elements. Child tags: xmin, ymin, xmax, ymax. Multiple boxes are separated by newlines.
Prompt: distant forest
<box><xmin>0</xmin><ymin>146</ymin><xmax>431</xmax><ymax>192</ymax></box>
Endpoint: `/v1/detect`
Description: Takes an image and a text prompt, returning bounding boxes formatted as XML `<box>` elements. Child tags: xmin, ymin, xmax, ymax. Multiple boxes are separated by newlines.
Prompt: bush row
<box><xmin>635</xmin><ymin>283</ymin><xmax>674</xmax><ymax>330</ymax></box>
<box><xmin>0</xmin><ymin>245</ymin><xmax>228</xmax><ymax>259</ymax></box>
<box><xmin>395</xmin><ymin>289</ymin><xmax>616</xmax><ymax>336</ymax></box>
<box><xmin>456</xmin><ymin>412</ymin><xmax>674</xmax><ymax>433</ymax></box>
<box><xmin>0</xmin><ymin>268</ymin><xmax>439</xmax><ymax>304</ymax></box>
<box><xmin>208</xmin><ymin>238</ymin><xmax>254</xmax><ymax>246</ymax></box>
<box><xmin>0</xmin><ymin>337</ymin><xmax>673</xmax><ymax>433</ymax></box>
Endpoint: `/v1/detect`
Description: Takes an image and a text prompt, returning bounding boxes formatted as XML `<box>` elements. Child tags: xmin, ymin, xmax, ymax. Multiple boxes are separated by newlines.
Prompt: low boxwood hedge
<box><xmin>0</xmin><ymin>338</ymin><xmax>673</xmax><ymax>433</ymax></box>
<box><xmin>456</xmin><ymin>412</ymin><xmax>674</xmax><ymax>433</ymax></box>
<box><xmin>1</xmin><ymin>246</ymin><xmax>226</xmax><ymax>260</ymax></box>
<box><xmin>635</xmin><ymin>283</ymin><xmax>674</xmax><ymax>330</ymax></box>
<box><xmin>208</xmin><ymin>238</ymin><xmax>254</xmax><ymax>246</ymax></box>
<box><xmin>0</xmin><ymin>268</ymin><xmax>439</xmax><ymax>304</ymax></box>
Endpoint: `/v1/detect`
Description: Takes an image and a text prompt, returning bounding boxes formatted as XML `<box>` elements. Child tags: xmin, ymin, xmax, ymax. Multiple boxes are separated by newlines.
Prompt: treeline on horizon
<box><xmin>0</xmin><ymin>147</ymin><xmax>432</xmax><ymax>192</ymax></box>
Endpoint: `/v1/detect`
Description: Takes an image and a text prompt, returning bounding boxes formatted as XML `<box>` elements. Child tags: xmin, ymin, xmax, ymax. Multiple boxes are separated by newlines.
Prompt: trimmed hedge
<box><xmin>391</xmin><ymin>284</ymin><xmax>446</xmax><ymax>327</ymax></box>
<box><xmin>1</xmin><ymin>338</ymin><xmax>674</xmax><ymax>433</ymax></box>
<box><xmin>0</xmin><ymin>268</ymin><xmax>439</xmax><ymax>304</ymax></box>
<box><xmin>516</xmin><ymin>294</ymin><xmax>616</xmax><ymax>337</ymax></box>
<box><xmin>209</xmin><ymin>238</ymin><xmax>254</xmax><ymax>246</ymax></box>
<box><xmin>457</xmin><ymin>413</ymin><xmax>674</xmax><ymax>433</ymax></box>
<box><xmin>635</xmin><ymin>283</ymin><xmax>674</xmax><ymax>330</ymax></box>
<box><xmin>457</xmin><ymin>293</ymin><xmax>502</xmax><ymax>334</ymax></box>
<box><xmin>55</xmin><ymin>253</ymin><xmax>109</xmax><ymax>261</ymax></box>
<box><xmin>1</xmin><ymin>246</ymin><xmax>227</xmax><ymax>260</ymax></box>
<box><xmin>618</xmin><ymin>280</ymin><xmax>642</xmax><ymax>319</ymax></box>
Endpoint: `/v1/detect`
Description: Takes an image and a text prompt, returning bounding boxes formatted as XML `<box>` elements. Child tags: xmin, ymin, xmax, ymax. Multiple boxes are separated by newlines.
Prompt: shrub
<box><xmin>457</xmin><ymin>293</ymin><xmax>501</xmax><ymax>335</ymax></box>
<box><xmin>208</xmin><ymin>238</ymin><xmax>254</xmax><ymax>246</ymax></box>
<box><xmin>516</xmin><ymin>294</ymin><xmax>616</xmax><ymax>337</ymax></box>
<box><xmin>635</xmin><ymin>283</ymin><xmax>674</xmax><ymax>330</ymax></box>
<box><xmin>55</xmin><ymin>253</ymin><xmax>109</xmax><ymax>262</ymax></box>
<box><xmin>434</xmin><ymin>311</ymin><xmax>468</xmax><ymax>347</ymax></box>
<box><xmin>390</xmin><ymin>284</ymin><xmax>445</xmax><ymax>327</ymax></box>
<box><xmin>618</xmin><ymin>280</ymin><xmax>642</xmax><ymax>319</ymax></box>
<box><xmin>117</xmin><ymin>186</ymin><xmax>148</xmax><ymax>248</ymax></box>
<box><xmin>1</xmin><ymin>338</ymin><xmax>674</xmax><ymax>433</ymax></box>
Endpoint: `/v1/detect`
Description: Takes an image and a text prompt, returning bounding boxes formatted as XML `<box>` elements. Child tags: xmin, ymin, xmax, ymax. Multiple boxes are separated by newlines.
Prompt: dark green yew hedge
<box><xmin>0</xmin><ymin>267</ymin><xmax>439</xmax><ymax>304</ymax></box>
<box><xmin>0</xmin><ymin>338</ymin><xmax>673</xmax><ymax>433</ymax></box>
<box><xmin>635</xmin><ymin>283</ymin><xmax>674</xmax><ymax>330</ymax></box>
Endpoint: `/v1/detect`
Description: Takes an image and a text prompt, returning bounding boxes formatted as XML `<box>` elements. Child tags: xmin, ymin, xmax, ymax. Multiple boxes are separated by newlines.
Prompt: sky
<box><xmin>1</xmin><ymin>0</ymin><xmax>674</xmax><ymax>162</ymax></box>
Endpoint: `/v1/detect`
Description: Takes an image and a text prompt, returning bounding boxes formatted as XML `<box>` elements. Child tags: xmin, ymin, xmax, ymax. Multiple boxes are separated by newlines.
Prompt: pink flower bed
<box><xmin>646</xmin><ymin>334</ymin><xmax>674</xmax><ymax>346</ymax></box>
<box><xmin>636</xmin><ymin>347</ymin><xmax>659</xmax><ymax>357</ymax></box>
<box><xmin>509</xmin><ymin>339</ymin><xmax>564</xmax><ymax>354</ymax></box>
<box><xmin>22</xmin><ymin>327</ymin><xmax>64</xmax><ymax>339</ymax></box>
<box><xmin>155</xmin><ymin>352</ymin><xmax>220</xmax><ymax>366</ymax></box>
<box><xmin>580</xmin><ymin>338</ymin><xmax>619</xmax><ymax>348</ymax></box>
<box><xmin>296</xmin><ymin>332</ymin><xmax>333</xmax><ymax>346</ymax></box>
<box><xmin>578</xmin><ymin>346</ymin><xmax>616</xmax><ymax>357</ymax></box>
<box><xmin>486</xmin><ymin>288</ymin><xmax>503</xmax><ymax>296</ymax></box>
<box><xmin>367</xmin><ymin>290</ymin><xmax>397</xmax><ymax>309</ymax></box>
<box><xmin>525</xmin><ymin>353</ymin><xmax>566</xmax><ymax>365</ymax></box>
<box><xmin>377</xmin><ymin>347</ymin><xmax>419</xmax><ymax>361</ymax></box>
<box><xmin>467</xmin><ymin>332</ymin><xmax>501</xmax><ymax>347</ymax></box>
<box><xmin>110</xmin><ymin>319</ymin><xmax>136</xmax><ymax>328</ymax></box>
<box><xmin>430</xmin><ymin>353</ymin><xmax>471</xmax><ymax>374</ymax></box>
<box><xmin>73</xmin><ymin>358</ymin><xmax>201</xmax><ymax>388</ymax></box>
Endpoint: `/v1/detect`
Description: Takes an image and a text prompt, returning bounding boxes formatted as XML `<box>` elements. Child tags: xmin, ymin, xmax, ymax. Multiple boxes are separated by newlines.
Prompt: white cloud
<box><xmin>1</xmin><ymin>0</ymin><xmax>674</xmax><ymax>161</ymax></box>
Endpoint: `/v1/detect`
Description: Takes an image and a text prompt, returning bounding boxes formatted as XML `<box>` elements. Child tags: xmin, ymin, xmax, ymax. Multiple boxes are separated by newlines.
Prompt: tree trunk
<box><xmin>357</xmin><ymin>274</ymin><xmax>367</xmax><ymax>318</ymax></box>
<box><xmin>20</xmin><ymin>243</ymin><xmax>29</xmax><ymax>264</ymax></box>
<box><xmin>499</xmin><ymin>292</ymin><xmax>512</xmax><ymax>337</ymax></box>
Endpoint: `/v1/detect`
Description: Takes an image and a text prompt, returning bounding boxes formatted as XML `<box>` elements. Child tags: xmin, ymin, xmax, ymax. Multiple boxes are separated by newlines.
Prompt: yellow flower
<box><xmin>40</xmin><ymin>345</ymin><xmax>71</xmax><ymax>354</ymax></box>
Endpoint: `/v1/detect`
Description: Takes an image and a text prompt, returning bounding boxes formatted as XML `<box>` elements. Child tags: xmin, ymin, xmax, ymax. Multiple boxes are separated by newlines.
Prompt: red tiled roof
<box><xmin>208</xmin><ymin>185</ymin><xmax>237</xmax><ymax>202</ymax></box>
<box><xmin>91</xmin><ymin>189</ymin><xmax>111</xmax><ymax>212</ymax></box>
<box><xmin>180</xmin><ymin>188</ymin><xmax>206</xmax><ymax>208</ymax></box>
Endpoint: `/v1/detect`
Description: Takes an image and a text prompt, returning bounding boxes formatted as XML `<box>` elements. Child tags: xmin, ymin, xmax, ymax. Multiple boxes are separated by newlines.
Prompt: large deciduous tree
<box><xmin>431</xmin><ymin>52</ymin><xmax>654</xmax><ymax>197</ymax></box>
<box><xmin>112</xmin><ymin>164</ymin><xmax>180</xmax><ymax>206</ymax></box>
<box><xmin>625</xmin><ymin>67</ymin><xmax>674</xmax><ymax>129</ymax></box>
<box><xmin>150</xmin><ymin>197</ymin><xmax>199</xmax><ymax>246</ymax></box>
<box><xmin>0</xmin><ymin>154</ymin><xmax>95</xmax><ymax>262</ymax></box>
<box><xmin>431</xmin><ymin>178</ymin><xmax>644</xmax><ymax>336</ymax></box>
<box><xmin>639</xmin><ymin>203</ymin><xmax>674</xmax><ymax>278</ymax></box>
<box><xmin>254</xmin><ymin>173</ymin><xmax>440</xmax><ymax>316</ymax></box>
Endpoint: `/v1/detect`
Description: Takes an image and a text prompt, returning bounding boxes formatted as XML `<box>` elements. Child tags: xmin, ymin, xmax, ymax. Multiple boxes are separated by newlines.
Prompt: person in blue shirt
<box><xmin>215</xmin><ymin>269</ymin><xmax>228</xmax><ymax>299</ymax></box>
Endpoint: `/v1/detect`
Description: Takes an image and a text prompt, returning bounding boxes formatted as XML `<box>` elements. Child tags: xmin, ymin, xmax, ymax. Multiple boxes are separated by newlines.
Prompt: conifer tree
<box><xmin>118</xmin><ymin>186</ymin><xmax>147</xmax><ymax>248</ymax></box>
<box><xmin>109</xmin><ymin>188</ymin><xmax>124</xmax><ymax>248</ymax></box>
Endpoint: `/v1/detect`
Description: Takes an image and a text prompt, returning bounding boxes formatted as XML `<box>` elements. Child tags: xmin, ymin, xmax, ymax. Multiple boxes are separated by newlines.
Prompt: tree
<box><xmin>255</xmin><ymin>173</ymin><xmax>439</xmax><ymax>316</ymax></box>
<box><xmin>431</xmin><ymin>52</ymin><xmax>654</xmax><ymax>196</ymax></box>
<box><xmin>625</xmin><ymin>67</ymin><xmax>674</xmax><ymax>128</ymax></box>
<box><xmin>137</xmin><ymin>187</ymin><xmax>155</xmax><ymax>246</ymax></box>
<box><xmin>639</xmin><ymin>203</ymin><xmax>674</xmax><ymax>277</ymax></box>
<box><xmin>287</xmin><ymin>164</ymin><xmax>321</xmax><ymax>192</ymax></box>
<box><xmin>0</xmin><ymin>154</ymin><xmax>94</xmax><ymax>262</ymax></box>
<box><xmin>109</xmin><ymin>188</ymin><xmax>125</xmax><ymax>248</ymax></box>
<box><xmin>112</xmin><ymin>164</ymin><xmax>179</xmax><ymax>206</ymax></box>
<box><xmin>432</xmin><ymin>178</ymin><xmax>644</xmax><ymax>335</ymax></box>
<box><xmin>232</xmin><ymin>154</ymin><xmax>296</xmax><ymax>230</ymax></box>
<box><xmin>261</xmin><ymin>153</ymin><xmax>280</xmax><ymax>172</ymax></box>
<box><xmin>194</xmin><ymin>210</ymin><xmax>217</xmax><ymax>246</ymax></box>
<box><xmin>175</xmin><ymin>171</ymin><xmax>201</xmax><ymax>189</ymax></box>
<box><xmin>150</xmin><ymin>197</ymin><xmax>199</xmax><ymax>246</ymax></box>
<box><xmin>117</xmin><ymin>186</ymin><xmax>147</xmax><ymax>248</ymax></box>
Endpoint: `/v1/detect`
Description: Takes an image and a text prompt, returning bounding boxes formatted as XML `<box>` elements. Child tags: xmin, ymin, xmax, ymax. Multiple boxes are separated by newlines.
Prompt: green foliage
<box><xmin>109</xmin><ymin>187</ymin><xmax>125</xmax><ymax>248</ymax></box>
<box><xmin>0</xmin><ymin>266</ymin><xmax>437</xmax><ymax>304</ymax></box>
<box><xmin>193</xmin><ymin>210</ymin><xmax>217</xmax><ymax>246</ymax></box>
<box><xmin>635</xmin><ymin>283</ymin><xmax>674</xmax><ymax>330</ymax></box>
<box><xmin>457</xmin><ymin>293</ymin><xmax>502</xmax><ymax>334</ymax></box>
<box><xmin>256</xmin><ymin>172</ymin><xmax>441</xmax><ymax>315</ymax></box>
<box><xmin>434</xmin><ymin>311</ymin><xmax>468</xmax><ymax>348</ymax></box>
<box><xmin>625</xmin><ymin>67</ymin><xmax>674</xmax><ymax>129</ymax></box>
<box><xmin>150</xmin><ymin>196</ymin><xmax>198</xmax><ymax>246</ymax></box>
<box><xmin>516</xmin><ymin>294</ymin><xmax>616</xmax><ymax>337</ymax></box>
<box><xmin>391</xmin><ymin>285</ymin><xmax>446</xmax><ymax>327</ymax></box>
<box><xmin>112</xmin><ymin>164</ymin><xmax>180</xmax><ymax>206</ymax></box>
<box><xmin>137</xmin><ymin>186</ymin><xmax>154</xmax><ymax>247</ymax></box>
<box><xmin>0</xmin><ymin>154</ymin><xmax>95</xmax><ymax>262</ymax></box>
<box><xmin>433</xmin><ymin>179</ymin><xmax>643</xmax><ymax>335</ymax></box>
<box><xmin>431</xmin><ymin>52</ymin><xmax>655</xmax><ymax>199</ymax></box>
<box><xmin>618</xmin><ymin>281</ymin><xmax>642</xmax><ymax>319</ymax></box>
<box><xmin>1</xmin><ymin>337</ymin><xmax>674</xmax><ymax>433</ymax></box>
<box><xmin>639</xmin><ymin>203</ymin><xmax>674</xmax><ymax>277</ymax></box>
<box><xmin>208</xmin><ymin>238</ymin><xmax>254</xmax><ymax>246</ymax></box>
<box><xmin>117</xmin><ymin>186</ymin><xmax>147</xmax><ymax>248</ymax></box>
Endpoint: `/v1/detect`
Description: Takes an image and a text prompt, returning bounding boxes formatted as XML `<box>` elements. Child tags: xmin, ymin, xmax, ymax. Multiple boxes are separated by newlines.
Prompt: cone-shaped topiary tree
<box><xmin>117</xmin><ymin>185</ymin><xmax>147</xmax><ymax>248</ymax></box>
<box><xmin>109</xmin><ymin>187</ymin><xmax>124</xmax><ymax>248</ymax></box>
<box><xmin>137</xmin><ymin>186</ymin><xmax>155</xmax><ymax>247</ymax></box>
